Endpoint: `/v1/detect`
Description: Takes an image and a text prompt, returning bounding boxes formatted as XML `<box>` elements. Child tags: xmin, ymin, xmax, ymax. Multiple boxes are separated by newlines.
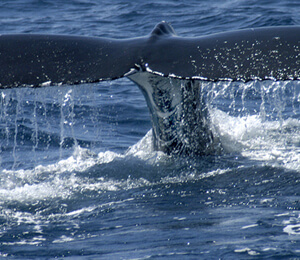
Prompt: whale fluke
<box><xmin>0</xmin><ymin>22</ymin><xmax>300</xmax><ymax>155</ymax></box>
<box><xmin>1</xmin><ymin>22</ymin><xmax>300</xmax><ymax>89</ymax></box>
<box><xmin>0</xmin><ymin>34</ymin><xmax>139</xmax><ymax>88</ymax></box>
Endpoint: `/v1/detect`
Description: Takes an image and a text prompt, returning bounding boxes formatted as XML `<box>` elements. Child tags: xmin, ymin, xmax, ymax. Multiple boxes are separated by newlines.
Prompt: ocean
<box><xmin>0</xmin><ymin>0</ymin><xmax>300</xmax><ymax>259</ymax></box>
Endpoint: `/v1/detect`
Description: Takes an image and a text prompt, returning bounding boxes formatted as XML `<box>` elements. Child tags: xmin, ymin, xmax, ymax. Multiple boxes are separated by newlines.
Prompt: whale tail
<box><xmin>0</xmin><ymin>34</ymin><xmax>138</xmax><ymax>88</ymax></box>
<box><xmin>0</xmin><ymin>22</ymin><xmax>300</xmax><ymax>155</ymax></box>
<box><xmin>128</xmin><ymin>71</ymin><xmax>221</xmax><ymax>155</ymax></box>
<box><xmin>0</xmin><ymin>22</ymin><xmax>177</xmax><ymax>89</ymax></box>
<box><xmin>0</xmin><ymin>22</ymin><xmax>300</xmax><ymax>88</ymax></box>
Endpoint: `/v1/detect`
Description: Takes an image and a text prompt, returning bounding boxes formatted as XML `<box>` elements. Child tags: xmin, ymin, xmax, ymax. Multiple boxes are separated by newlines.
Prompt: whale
<box><xmin>0</xmin><ymin>21</ymin><xmax>300</xmax><ymax>155</ymax></box>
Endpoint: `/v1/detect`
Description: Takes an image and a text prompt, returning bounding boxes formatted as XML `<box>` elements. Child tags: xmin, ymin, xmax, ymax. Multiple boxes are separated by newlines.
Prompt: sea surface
<box><xmin>1</xmin><ymin>0</ymin><xmax>300</xmax><ymax>259</ymax></box>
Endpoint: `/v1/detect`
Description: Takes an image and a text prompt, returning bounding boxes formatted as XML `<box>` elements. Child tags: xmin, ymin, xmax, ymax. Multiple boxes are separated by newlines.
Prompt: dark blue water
<box><xmin>1</xmin><ymin>0</ymin><xmax>300</xmax><ymax>259</ymax></box>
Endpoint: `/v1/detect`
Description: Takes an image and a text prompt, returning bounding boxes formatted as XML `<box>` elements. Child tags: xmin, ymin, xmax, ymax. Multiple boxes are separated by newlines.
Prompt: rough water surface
<box><xmin>0</xmin><ymin>0</ymin><xmax>300</xmax><ymax>259</ymax></box>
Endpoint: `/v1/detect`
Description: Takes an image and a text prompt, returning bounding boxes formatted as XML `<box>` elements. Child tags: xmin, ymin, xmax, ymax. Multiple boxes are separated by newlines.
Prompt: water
<box><xmin>0</xmin><ymin>0</ymin><xmax>300</xmax><ymax>259</ymax></box>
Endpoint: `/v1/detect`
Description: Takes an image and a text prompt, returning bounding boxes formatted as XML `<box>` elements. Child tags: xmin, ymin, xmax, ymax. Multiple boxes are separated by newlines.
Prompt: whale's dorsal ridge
<box><xmin>150</xmin><ymin>21</ymin><xmax>177</xmax><ymax>38</ymax></box>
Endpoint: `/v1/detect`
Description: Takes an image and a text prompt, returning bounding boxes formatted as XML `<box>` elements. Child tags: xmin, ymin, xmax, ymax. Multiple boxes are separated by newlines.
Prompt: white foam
<box><xmin>126</xmin><ymin>129</ymin><xmax>167</xmax><ymax>163</ymax></box>
<box><xmin>282</xmin><ymin>213</ymin><xmax>300</xmax><ymax>235</ymax></box>
<box><xmin>0</xmin><ymin>130</ymin><xmax>170</xmax><ymax>205</ymax></box>
<box><xmin>0</xmin><ymin>133</ymin><xmax>233</xmax><ymax>206</ymax></box>
<box><xmin>234</xmin><ymin>247</ymin><xmax>260</xmax><ymax>255</ymax></box>
<box><xmin>211</xmin><ymin>107</ymin><xmax>300</xmax><ymax>171</ymax></box>
<box><xmin>283</xmin><ymin>224</ymin><xmax>300</xmax><ymax>235</ymax></box>
<box><xmin>241</xmin><ymin>224</ymin><xmax>259</xmax><ymax>229</ymax></box>
<box><xmin>0</xmin><ymin>146</ymin><xmax>126</xmax><ymax>202</ymax></box>
<box><xmin>52</xmin><ymin>235</ymin><xmax>74</xmax><ymax>244</ymax></box>
<box><xmin>65</xmin><ymin>206</ymin><xmax>97</xmax><ymax>217</ymax></box>
<box><xmin>211</xmin><ymin>109</ymin><xmax>263</xmax><ymax>153</ymax></box>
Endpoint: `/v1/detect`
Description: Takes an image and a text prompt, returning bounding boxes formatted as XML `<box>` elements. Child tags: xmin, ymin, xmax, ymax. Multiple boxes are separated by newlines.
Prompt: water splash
<box><xmin>0</xmin><ymin>84</ymin><xmax>109</xmax><ymax>170</ymax></box>
<box><xmin>0</xmin><ymin>80</ymin><xmax>299</xmax><ymax>171</ymax></box>
<box><xmin>203</xmin><ymin>80</ymin><xmax>300</xmax><ymax>170</ymax></box>
<box><xmin>1</xmin><ymin>80</ymin><xmax>299</xmax><ymax>252</ymax></box>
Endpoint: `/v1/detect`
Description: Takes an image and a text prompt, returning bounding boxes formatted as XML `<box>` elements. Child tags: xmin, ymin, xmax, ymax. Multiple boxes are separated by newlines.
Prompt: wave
<box><xmin>1</xmin><ymin>110</ymin><xmax>300</xmax><ymax>206</ymax></box>
<box><xmin>1</xmin><ymin>80</ymin><xmax>300</xmax><ymax>204</ymax></box>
